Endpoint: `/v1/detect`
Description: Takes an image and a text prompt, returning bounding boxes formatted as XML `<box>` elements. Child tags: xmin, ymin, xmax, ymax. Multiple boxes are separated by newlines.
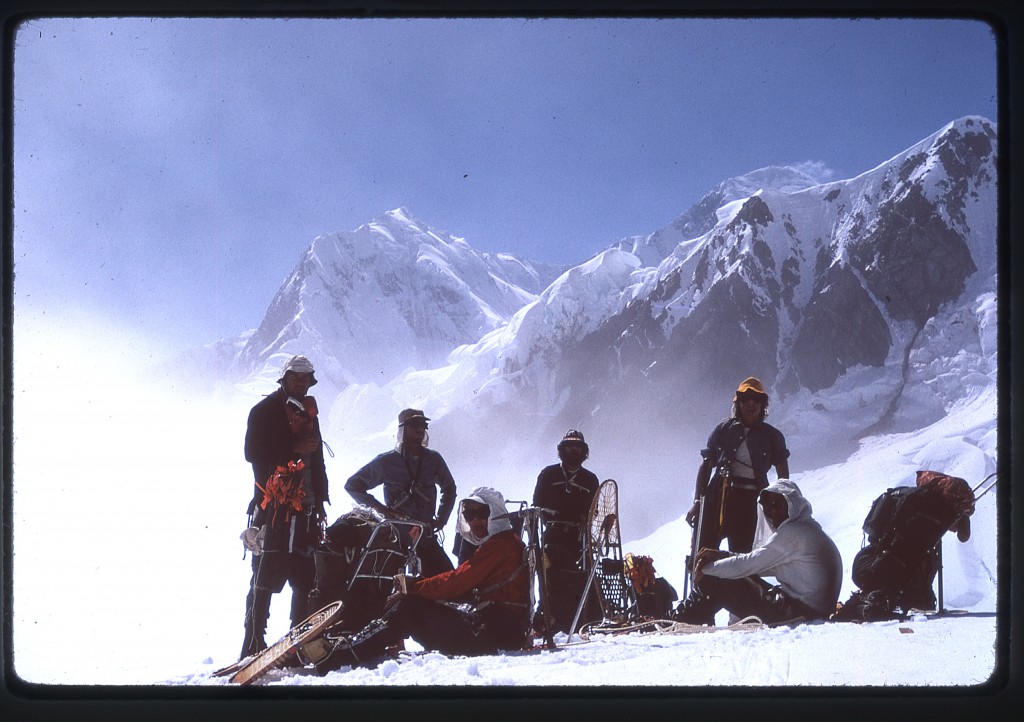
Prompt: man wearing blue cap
<box><xmin>345</xmin><ymin>408</ymin><xmax>458</xmax><ymax>577</ymax></box>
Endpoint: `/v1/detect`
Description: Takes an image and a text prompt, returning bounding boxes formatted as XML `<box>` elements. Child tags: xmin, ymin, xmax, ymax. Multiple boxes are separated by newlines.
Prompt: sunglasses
<box><xmin>759</xmin><ymin>496</ymin><xmax>786</xmax><ymax>510</ymax></box>
<box><xmin>737</xmin><ymin>392</ymin><xmax>766</xmax><ymax>403</ymax></box>
<box><xmin>462</xmin><ymin>507</ymin><xmax>489</xmax><ymax>522</ymax></box>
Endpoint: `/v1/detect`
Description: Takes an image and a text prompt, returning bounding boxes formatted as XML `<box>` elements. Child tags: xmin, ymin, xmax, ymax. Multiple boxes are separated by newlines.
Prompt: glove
<box><xmin>685</xmin><ymin>501</ymin><xmax>700</xmax><ymax>527</ymax></box>
<box><xmin>240</xmin><ymin>526</ymin><xmax>265</xmax><ymax>556</ymax></box>
<box><xmin>386</xmin><ymin>574</ymin><xmax>410</xmax><ymax>612</ymax></box>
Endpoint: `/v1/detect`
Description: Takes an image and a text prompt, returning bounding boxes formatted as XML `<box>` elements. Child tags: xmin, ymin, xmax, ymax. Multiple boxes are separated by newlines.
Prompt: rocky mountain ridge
<box><xmin>173</xmin><ymin>116</ymin><xmax>997</xmax><ymax>534</ymax></box>
<box><xmin>312</xmin><ymin>116</ymin><xmax>997</xmax><ymax>532</ymax></box>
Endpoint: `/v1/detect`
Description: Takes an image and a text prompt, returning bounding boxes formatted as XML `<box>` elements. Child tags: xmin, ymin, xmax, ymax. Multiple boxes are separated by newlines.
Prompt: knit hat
<box><xmin>277</xmin><ymin>355</ymin><xmax>318</xmax><ymax>386</ymax></box>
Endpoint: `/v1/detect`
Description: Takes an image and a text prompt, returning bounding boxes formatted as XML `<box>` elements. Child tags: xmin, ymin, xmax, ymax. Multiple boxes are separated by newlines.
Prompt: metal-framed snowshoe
<box><xmin>569</xmin><ymin>479</ymin><xmax>638</xmax><ymax>636</ymax></box>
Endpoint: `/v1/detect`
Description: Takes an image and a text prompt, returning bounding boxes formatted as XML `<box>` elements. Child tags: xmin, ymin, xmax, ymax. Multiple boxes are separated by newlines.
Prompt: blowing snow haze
<box><xmin>169</xmin><ymin>116</ymin><xmax>998</xmax><ymax>538</ymax></box>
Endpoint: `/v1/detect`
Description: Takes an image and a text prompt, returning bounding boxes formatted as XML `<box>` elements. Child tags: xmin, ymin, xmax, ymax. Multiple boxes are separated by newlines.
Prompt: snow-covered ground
<box><xmin>179</xmin><ymin>614</ymin><xmax>1000</xmax><ymax>687</ymax></box>
<box><xmin>8</xmin><ymin>312</ymin><xmax>1005</xmax><ymax>691</ymax></box>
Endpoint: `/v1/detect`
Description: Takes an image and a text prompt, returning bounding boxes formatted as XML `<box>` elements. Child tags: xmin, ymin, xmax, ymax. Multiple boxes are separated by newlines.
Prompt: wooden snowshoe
<box><xmin>224</xmin><ymin>600</ymin><xmax>344</xmax><ymax>685</ymax></box>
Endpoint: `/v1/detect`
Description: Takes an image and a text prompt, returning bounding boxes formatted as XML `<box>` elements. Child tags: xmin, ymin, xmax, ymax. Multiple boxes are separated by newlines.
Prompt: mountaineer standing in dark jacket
<box><xmin>532</xmin><ymin>429</ymin><xmax>600</xmax><ymax>632</ymax></box>
<box><xmin>687</xmin><ymin>376</ymin><xmax>790</xmax><ymax>556</ymax></box>
<box><xmin>238</xmin><ymin>355</ymin><xmax>330</xmax><ymax>660</ymax></box>
<box><xmin>345</xmin><ymin>408</ymin><xmax>457</xmax><ymax>578</ymax></box>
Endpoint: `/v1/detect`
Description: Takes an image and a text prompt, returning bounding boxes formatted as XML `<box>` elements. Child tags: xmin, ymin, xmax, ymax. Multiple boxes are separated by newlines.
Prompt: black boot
<box><xmin>670</xmin><ymin>592</ymin><xmax>718</xmax><ymax>625</ymax></box>
<box><xmin>313</xmin><ymin>618</ymin><xmax>394</xmax><ymax>674</ymax></box>
<box><xmin>240</xmin><ymin>588</ymin><xmax>273</xmax><ymax>660</ymax></box>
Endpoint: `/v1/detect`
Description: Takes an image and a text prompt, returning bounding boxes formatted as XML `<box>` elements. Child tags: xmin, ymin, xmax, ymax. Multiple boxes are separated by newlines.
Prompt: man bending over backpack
<box><xmin>672</xmin><ymin>479</ymin><xmax>842</xmax><ymax>626</ymax></box>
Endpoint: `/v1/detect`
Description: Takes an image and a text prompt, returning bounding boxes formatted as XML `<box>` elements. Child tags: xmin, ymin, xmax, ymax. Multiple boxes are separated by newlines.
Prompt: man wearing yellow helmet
<box><xmin>687</xmin><ymin>377</ymin><xmax>790</xmax><ymax>555</ymax></box>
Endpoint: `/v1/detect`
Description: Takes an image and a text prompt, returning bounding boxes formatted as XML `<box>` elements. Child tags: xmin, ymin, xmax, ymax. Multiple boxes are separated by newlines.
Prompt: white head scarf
<box><xmin>752</xmin><ymin>478</ymin><xmax>816</xmax><ymax>548</ymax></box>
<box><xmin>395</xmin><ymin>424</ymin><xmax>429</xmax><ymax>452</ymax></box>
<box><xmin>455</xmin><ymin>486</ymin><xmax>513</xmax><ymax>547</ymax></box>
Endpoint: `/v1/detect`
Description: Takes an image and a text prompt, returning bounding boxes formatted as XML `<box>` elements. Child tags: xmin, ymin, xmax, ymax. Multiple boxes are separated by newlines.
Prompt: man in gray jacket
<box><xmin>672</xmin><ymin>479</ymin><xmax>842</xmax><ymax>625</ymax></box>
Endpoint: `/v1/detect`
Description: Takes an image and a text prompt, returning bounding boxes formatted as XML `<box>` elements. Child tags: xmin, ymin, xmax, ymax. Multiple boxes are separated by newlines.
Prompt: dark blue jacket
<box><xmin>533</xmin><ymin>463</ymin><xmax>599</xmax><ymax>549</ymax></box>
<box><xmin>701</xmin><ymin>417</ymin><xmax>789</xmax><ymax>490</ymax></box>
<box><xmin>345</xmin><ymin>448</ymin><xmax>457</xmax><ymax>527</ymax></box>
<box><xmin>244</xmin><ymin>388</ymin><xmax>329</xmax><ymax>516</ymax></box>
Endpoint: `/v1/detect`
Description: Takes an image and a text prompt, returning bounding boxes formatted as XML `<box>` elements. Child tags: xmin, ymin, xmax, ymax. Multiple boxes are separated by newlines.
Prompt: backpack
<box><xmin>861</xmin><ymin>486</ymin><xmax>918</xmax><ymax>546</ymax></box>
<box><xmin>852</xmin><ymin>484</ymin><xmax>960</xmax><ymax>610</ymax></box>
<box><xmin>862</xmin><ymin>472</ymin><xmax>974</xmax><ymax>549</ymax></box>
<box><xmin>625</xmin><ymin>553</ymin><xmax>678</xmax><ymax>619</ymax></box>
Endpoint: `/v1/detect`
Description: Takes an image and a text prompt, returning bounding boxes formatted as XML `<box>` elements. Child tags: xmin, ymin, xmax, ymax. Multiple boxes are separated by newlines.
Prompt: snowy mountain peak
<box><xmin>386</xmin><ymin>205</ymin><xmax>414</xmax><ymax>222</ymax></box>
<box><xmin>338</xmin><ymin>117</ymin><xmax>997</xmax><ymax>536</ymax></box>
<box><xmin>373</xmin><ymin>206</ymin><xmax>446</xmax><ymax>242</ymax></box>
<box><xmin>174</xmin><ymin>116</ymin><xmax>999</xmax><ymax>540</ymax></box>
<box><xmin>230</xmin><ymin>209</ymin><xmax>563</xmax><ymax>395</ymax></box>
<box><xmin>718</xmin><ymin>164</ymin><xmax>821</xmax><ymax>199</ymax></box>
<box><xmin>610</xmin><ymin>164</ymin><xmax>821</xmax><ymax>268</ymax></box>
<box><xmin>628</xmin><ymin>115</ymin><xmax>997</xmax><ymax>393</ymax></box>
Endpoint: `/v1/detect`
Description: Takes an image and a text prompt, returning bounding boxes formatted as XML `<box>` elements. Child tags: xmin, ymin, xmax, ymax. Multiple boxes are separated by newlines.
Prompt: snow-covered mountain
<box><xmin>11</xmin><ymin>117</ymin><xmax>1001</xmax><ymax>689</ymax></box>
<box><xmin>608</xmin><ymin>165</ymin><xmax>822</xmax><ymax>267</ymax></box>
<box><xmin>224</xmin><ymin>207</ymin><xmax>563</xmax><ymax>397</ymax></box>
<box><xmin>166</xmin><ymin>115</ymin><xmax>997</xmax><ymax>538</ymax></box>
<box><xmin>318</xmin><ymin>116</ymin><xmax>997</xmax><ymax>535</ymax></box>
<box><xmin>13</xmin><ymin>308</ymin><xmax>1000</xmax><ymax>686</ymax></box>
<box><xmin>566</xmin><ymin>116</ymin><xmax>997</xmax><ymax>463</ymax></box>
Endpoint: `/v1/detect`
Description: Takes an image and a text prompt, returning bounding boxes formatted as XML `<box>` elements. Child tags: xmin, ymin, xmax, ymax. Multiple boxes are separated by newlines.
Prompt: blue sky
<box><xmin>11</xmin><ymin>16</ymin><xmax>999</xmax><ymax>352</ymax></box>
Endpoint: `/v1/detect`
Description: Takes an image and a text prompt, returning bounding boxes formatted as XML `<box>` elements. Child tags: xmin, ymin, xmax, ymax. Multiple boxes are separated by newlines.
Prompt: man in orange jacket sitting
<box><xmin>305</xmin><ymin>486</ymin><xmax>531</xmax><ymax>672</ymax></box>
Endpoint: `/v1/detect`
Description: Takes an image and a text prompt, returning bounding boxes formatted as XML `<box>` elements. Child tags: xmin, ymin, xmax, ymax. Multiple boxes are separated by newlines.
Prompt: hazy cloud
<box><xmin>790</xmin><ymin>161</ymin><xmax>838</xmax><ymax>184</ymax></box>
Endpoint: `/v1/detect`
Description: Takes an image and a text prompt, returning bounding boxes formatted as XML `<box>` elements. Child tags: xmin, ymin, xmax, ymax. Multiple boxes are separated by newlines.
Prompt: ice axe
<box><xmin>522</xmin><ymin>506</ymin><xmax>558</xmax><ymax>649</ymax></box>
<box><xmin>683</xmin><ymin>495</ymin><xmax>706</xmax><ymax>600</ymax></box>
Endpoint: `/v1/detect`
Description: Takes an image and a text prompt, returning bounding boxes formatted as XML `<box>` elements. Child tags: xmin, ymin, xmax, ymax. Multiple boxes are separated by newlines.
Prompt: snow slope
<box><xmin>8</xmin><ymin>312</ymin><xmax>1003</xmax><ymax>691</ymax></box>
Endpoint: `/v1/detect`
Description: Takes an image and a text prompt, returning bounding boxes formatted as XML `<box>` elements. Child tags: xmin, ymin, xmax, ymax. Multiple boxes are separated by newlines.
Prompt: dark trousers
<box><xmin>697</xmin><ymin>485</ymin><xmax>760</xmax><ymax>554</ymax></box>
<box><xmin>851</xmin><ymin>543</ymin><xmax>939</xmax><ymax>611</ymax></box>
<box><xmin>686</xmin><ymin>574</ymin><xmax>822</xmax><ymax>625</ymax></box>
<box><xmin>415</xmin><ymin>534</ymin><xmax>456</xmax><ymax>578</ymax></box>
<box><xmin>240</xmin><ymin>549</ymin><xmax>316</xmax><ymax>658</ymax></box>
<box><xmin>314</xmin><ymin>595</ymin><xmax>528</xmax><ymax>673</ymax></box>
<box><xmin>543</xmin><ymin>567</ymin><xmax>601</xmax><ymax>633</ymax></box>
